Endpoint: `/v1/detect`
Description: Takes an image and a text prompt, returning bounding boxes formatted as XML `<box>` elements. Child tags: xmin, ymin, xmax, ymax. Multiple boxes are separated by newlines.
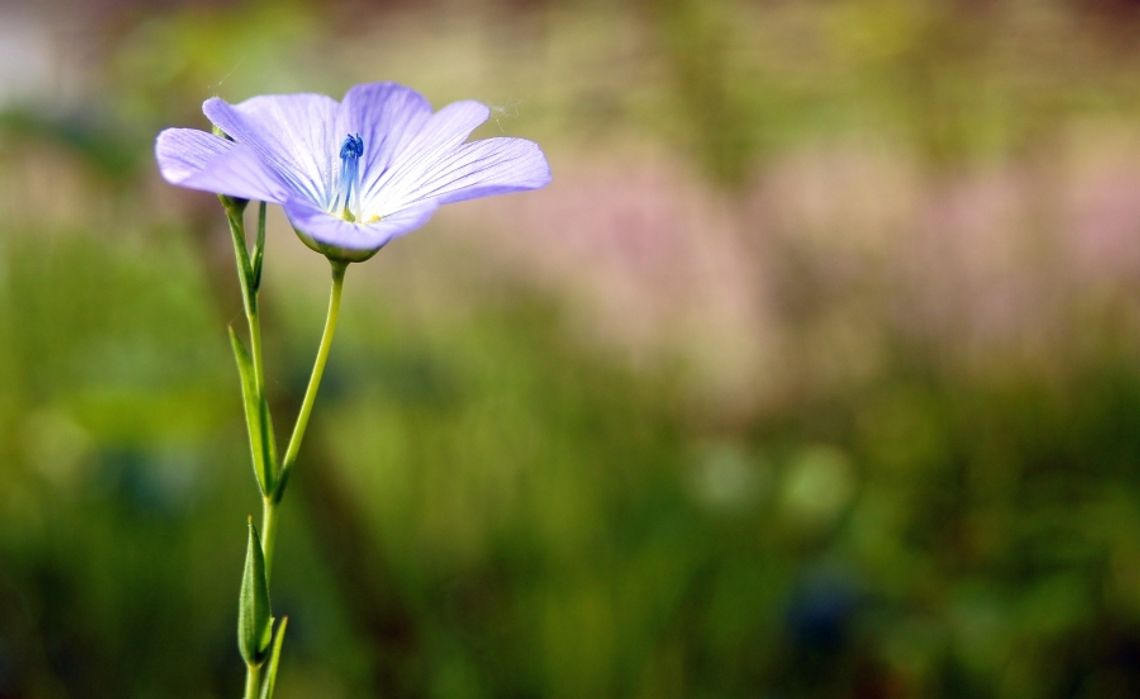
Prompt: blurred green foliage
<box><xmin>2</xmin><ymin>0</ymin><xmax>1140</xmax><ymax>697</ymax></box>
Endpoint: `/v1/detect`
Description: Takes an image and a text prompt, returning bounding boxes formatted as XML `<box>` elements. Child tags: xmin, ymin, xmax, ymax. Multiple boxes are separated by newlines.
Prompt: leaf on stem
<box><xmin>258</xmin><ymin>396</ymin><xmax>277</xmax><ymax>490</ymax></box>
<box><xmin>259</xmin><ymin>616</ymin><xmax>289</xmax><ymax>699</ymax></box>
<box><xmin>251</xmin><ymin>201</ymin><xmax>267</xmax><ymax>292</ymax></box>
<box><xmin>229</xmin><ymin>325</ymin><xmax>272</xmax><ymax>495</ymax></box>
<box><xmin>225</xmin><ymin>207</ymin><xmax>255</xmax><ymax>287</ymax></box>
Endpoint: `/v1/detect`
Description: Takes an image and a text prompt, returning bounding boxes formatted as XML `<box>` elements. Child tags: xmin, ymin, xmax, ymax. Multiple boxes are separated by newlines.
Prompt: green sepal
<box><xmin>291</xmin><ymin>224</ymin><xmax>380</xmax><ymax>263</ymax></box>
<box><xmin>238</xmin><ymin>517</ymin><xmax>273</xmax><ymax>666</ymax></box>
<box><xmin>259</xmin><ymin>616</ymin><xmax>289</xmax><ymax>699</ymax></box>
<box><xmin>228</xmin><ymin>325</ymin><xmax>272</xmax><ymax>496</ymax></box>
<box><xmin>218</xmin><ymin>191</ymin><xmax>249</xmax><ymax>218</ymax></box>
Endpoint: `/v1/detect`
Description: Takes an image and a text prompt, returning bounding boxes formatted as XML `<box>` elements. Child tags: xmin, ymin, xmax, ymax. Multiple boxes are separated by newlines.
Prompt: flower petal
<box><xmin>155</xmin><ymin>128</ymin><xmax>289</xmax><ymax>202</ymax></box>
<box><xmin>336</xmin><ymin>82</ymin><xmax>433</xmax><ymax>200</ymax></box>
<box><xmin>203</xmin><ymin>94</ymin><xmax>339</xmax><ymax>206</ymax></box>
<box><xmin>283</xmin><ymin>196</ymin><xmax>440</xmax><ymax>254</ymax></box>
<box><xmin>360</xmin><ymin>98</ymin><xmax>492</xmax><ymax>204</ymax></box>
<box><xmin>380</xmin><ymin>137</ymin><xmax>551</xmax><ymax>210</ymax></box>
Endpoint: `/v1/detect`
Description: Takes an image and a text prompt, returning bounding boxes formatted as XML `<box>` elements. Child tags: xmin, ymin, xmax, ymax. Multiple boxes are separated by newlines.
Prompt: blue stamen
<box><xmin>340</xmin><ymin>133</ymin><xmax>364</xmax><ymax>161</ymax></box>
<box><xmin>335</xmin><ymin>133</ymin><xmax>364</xmax><ymax>221</ymax></box>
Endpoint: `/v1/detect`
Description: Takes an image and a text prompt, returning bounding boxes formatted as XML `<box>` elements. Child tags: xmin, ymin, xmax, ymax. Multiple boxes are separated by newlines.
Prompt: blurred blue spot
<box><xmin>784</xmin><ymin>569</ymin><xmax>860</xmax><ymax>654</ymax></box>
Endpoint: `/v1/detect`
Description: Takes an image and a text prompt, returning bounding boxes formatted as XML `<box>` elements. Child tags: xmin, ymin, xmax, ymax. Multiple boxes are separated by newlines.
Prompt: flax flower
<box><xmin>156</xmin><ymin>81</ymin><xmax>551</xmax><ymax>261</ymax></box>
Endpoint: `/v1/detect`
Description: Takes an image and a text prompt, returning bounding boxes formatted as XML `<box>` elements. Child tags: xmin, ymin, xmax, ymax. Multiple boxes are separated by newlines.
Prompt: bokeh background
<box><xmin>2</xmin><ymin>0</ymin><xmax>1140</xmax><ymax>696</ymax></box>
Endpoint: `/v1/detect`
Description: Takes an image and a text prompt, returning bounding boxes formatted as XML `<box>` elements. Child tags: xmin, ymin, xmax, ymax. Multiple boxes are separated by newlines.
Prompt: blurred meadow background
<box><xmin>3</xmin><ymin>0</ymin><xmax>1140</xmax><ymax>697</ymax></box>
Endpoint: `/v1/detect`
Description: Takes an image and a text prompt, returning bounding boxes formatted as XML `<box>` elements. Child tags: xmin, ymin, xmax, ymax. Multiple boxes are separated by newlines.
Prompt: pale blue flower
<box><xmin>156</xmin><ymin>82</ymin><xmax>551</xmax><ymax>260</ymax></box>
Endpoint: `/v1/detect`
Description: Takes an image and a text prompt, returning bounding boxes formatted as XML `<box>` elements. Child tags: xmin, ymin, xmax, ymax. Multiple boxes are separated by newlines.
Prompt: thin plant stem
<box><xmin>279</xmin><ymin>260</ymin><xmax>347</xmax><ymax>489</ymax></box>
<box><xmin>259</xmin><ymin>259</ymin><xmax>346</xmax><ymax>575</ymax></box>
<box><xmin>260</xmin><ymin>497</ymin><xmax>280</xmax><ymax>581</ymax></box>
<box><xmin>244</xmin><ymin>663</ymin><xmax>262</xmax><ymax>699</ymax></box>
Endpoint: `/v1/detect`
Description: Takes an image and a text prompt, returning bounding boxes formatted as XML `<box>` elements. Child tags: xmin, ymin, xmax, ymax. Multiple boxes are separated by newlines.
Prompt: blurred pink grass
<box><xmin>464</xmin><ymin>134</ymin><xmax>1140</xmax><ymax>416</ymax></box>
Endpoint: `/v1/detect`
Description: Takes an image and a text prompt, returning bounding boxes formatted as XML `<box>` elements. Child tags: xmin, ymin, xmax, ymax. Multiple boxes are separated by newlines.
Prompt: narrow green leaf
<box><xmin>251</xmin><ymin>201</ymin><xmax>267</xmax><ymax>292</ymax></box>
<box><xmin>259</xmin><ymin>616</ymin><xmax>289</xmax><ymax>699</ymax></box>
<box><xmin>259</xmin><ymin>394</ymin><xmax>278</xmax><ymax>486</ymax></box>
<box><xmin>238</xmin><ymin>518</ymin><xmax>273</xmax><ymax>666</ymax></box>
<box><xmin>229</xmin><ymin>325</ymin><xmax>271</xmax><ymax>495</ymax></box>
<box><xmin>270</xmin><ymin>465</ymin><xmax>291</xmax><ymax>504</ymax></box>
<box><xmin>224</xmin><ymin>207</ymin><xmax>254</xmax><ymax>286</ymax></box>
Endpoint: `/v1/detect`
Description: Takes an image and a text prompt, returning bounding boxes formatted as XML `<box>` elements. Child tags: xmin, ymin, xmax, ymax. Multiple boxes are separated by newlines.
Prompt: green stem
<box><xmin>258</xmin><ymin>259</ymin><xmax>346</xmax><ymax>578</ymax></box>
<box><xmin>260</xmin><ymin>497</ymin><xmax>281</xmax><ymax>581</ymax></box>
<box><xmin>244</xmin><ymin>662</ymin><xmax>262</xmax><ymax>699</ymax></box>
<box><xmin>276</xmin><ymin>260</ymin><xmax>347</xmax><ymax>495</ymax></box>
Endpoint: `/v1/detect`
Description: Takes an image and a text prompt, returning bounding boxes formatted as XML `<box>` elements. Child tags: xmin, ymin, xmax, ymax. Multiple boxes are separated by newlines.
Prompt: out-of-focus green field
<box><xmin>3</xmin><ymin>1</ymin><xmax>1140</xmax><ymax>697</ymax></box>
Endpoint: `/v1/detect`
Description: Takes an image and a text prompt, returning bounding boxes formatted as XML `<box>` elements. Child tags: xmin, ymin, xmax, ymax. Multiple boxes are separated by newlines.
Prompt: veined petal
<box><xmin>155</xmin><ymin>128</ymin><xmax>289</xmax><ymax>203</ymax></box>
<box><xmin>361</xmin><ymin>98</ymin><xmax>491</xmax><ymax>204</ymax></box>
<box><xmin>203</xmin><ymin>94</ymin><xmax>339</xmax><ymax>206</ymax></box>
<box><xmin>337</xmin><ymin>82</ymin><xmax>433</xmax><ymax>202</ymax></box>
<box><xmin>284</xmin><ymin>196</ymin><xmax>440</xmax><ymax>259</ymax></box>
<box><xmin>381</xmin><ymin>137</ymin><xmax>551</xmax><ymax>210</ymax></box>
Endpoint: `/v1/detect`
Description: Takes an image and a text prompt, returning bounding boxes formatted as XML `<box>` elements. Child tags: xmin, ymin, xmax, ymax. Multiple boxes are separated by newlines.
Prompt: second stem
<box><xmin>260</xmin><ymin>258</ymin><xmax>347</xmax><ymax>577</ymax></box>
